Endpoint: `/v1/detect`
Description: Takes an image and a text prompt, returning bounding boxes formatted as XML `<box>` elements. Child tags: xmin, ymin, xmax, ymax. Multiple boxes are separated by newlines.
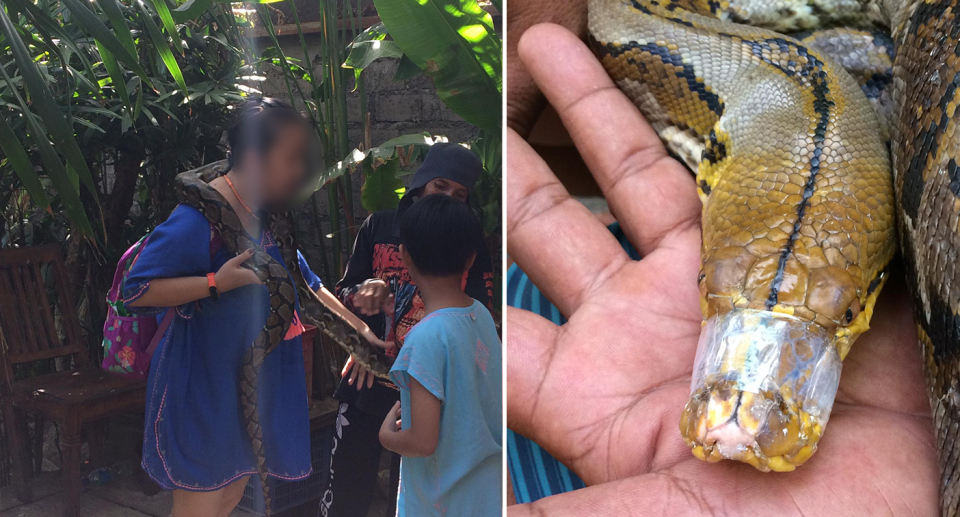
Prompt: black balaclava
<box><xmin>394</xmin><ymin>142</ymin><xmax>484</xmax><ymax>233</ymax></box>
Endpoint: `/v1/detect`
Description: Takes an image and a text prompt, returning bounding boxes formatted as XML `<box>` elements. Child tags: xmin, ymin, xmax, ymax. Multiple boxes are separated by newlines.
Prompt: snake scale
<box><xmin>590</xmin><ymin>0</ymin><xmax>960</xmax><ymax>511</ymax></box>
<box><xmin>174</xmin><ymin>161</ymin><xmax>393</xmax><ymax>515</ymax></box>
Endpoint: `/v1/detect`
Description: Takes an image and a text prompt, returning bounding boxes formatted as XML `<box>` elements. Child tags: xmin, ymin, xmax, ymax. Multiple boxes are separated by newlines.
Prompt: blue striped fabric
<box><xmin>507</xmin><ymin>222</ymin><xmax>640</xmax><ymax>502</ymax></box>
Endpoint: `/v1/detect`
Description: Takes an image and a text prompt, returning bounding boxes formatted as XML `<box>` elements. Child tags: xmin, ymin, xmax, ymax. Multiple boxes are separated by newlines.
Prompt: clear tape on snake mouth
<box><xmin>680</xmin><ymin>309</ymin><xmax>842</xmax><ymax>472</ymax></box>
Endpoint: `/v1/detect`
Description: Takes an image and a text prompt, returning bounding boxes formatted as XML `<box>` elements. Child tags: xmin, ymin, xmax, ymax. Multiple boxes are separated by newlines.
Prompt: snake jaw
<box><xmin>681</xmin><ymin>309</ymin><xmax>841</xmax><ymax>471</ymax></box>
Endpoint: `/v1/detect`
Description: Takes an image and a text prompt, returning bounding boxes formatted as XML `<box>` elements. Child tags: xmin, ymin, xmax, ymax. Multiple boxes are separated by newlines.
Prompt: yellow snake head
<box><xmin>681</xmin><ymin>249</ymin><xmax>889</xmax><ymax>472</ymax></box>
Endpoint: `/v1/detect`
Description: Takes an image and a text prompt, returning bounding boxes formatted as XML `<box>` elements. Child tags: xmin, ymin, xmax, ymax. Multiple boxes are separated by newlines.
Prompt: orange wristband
<box><xmin>207</xmin><ymin>272</ymin><xmax>219</xmax><ymax>300</ymax></box>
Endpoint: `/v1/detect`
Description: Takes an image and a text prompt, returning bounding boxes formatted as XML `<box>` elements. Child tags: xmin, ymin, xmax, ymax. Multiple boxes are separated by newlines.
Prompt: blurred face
<box><xmin>241</xmin><ymin>122</ymin><xmax>311</xmax><ymax>208</ymax></box>
<box><xmin>422</xmin><ymin>177</ymin><xmax>469</xmax><ymax>203</ymax></box>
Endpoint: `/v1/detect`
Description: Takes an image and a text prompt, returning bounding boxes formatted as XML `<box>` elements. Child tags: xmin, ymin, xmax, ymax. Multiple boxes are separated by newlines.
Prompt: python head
<box><xmin>680</xmin><ymin>244</ymin><xmax>889</xmax><ymax>472</ymax></box>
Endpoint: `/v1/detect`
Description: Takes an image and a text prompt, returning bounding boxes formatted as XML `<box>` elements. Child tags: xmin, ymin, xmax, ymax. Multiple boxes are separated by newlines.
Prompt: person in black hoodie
<box><xmin>319</xmin><ymin>143</ymin><xmax>494</xmax><ymax>517</ymax></box>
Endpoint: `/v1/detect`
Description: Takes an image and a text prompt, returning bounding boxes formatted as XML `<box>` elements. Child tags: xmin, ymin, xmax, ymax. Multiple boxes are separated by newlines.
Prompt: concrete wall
<box><xmin>254</xmin><ymin>32</ymin><xmax>480</xmax><ymax>284</ymax></box>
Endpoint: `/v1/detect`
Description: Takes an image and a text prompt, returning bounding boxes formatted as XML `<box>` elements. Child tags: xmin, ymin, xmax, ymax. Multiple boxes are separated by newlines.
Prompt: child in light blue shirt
<box><xmin>379</xmin><ymin>194</ymin><xmax>502</xmax><ymax>516</ymax></box>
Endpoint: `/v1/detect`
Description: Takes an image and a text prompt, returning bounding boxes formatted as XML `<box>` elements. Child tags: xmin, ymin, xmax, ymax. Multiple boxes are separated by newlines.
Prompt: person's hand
<box><xmin>341</xmin><ymin>354</ymin><xmax>375</xmax><ymax>390</ymax></box>
<box><xmin>214</xmin><ymin>249</ymin><xmax>262</xmax><ymax>292</ymax></box>
<box><xmin>379</xmin><ymin>401</ymin><xmax>402</xmax><ymax>443</ymax></box>
<box><xmin>507</xmin><ymin>24</ymin><xmax>938</xmax><ymax>516</ymax></box>
<box><xmin>361</xmin><ymin>327</ymin><xmax>396</xmax><ymax>351</ymax></box>
<box><xmin>355</xmin><ymin>279</ymin><xmax>391</xmax><ymax>315</ymax></box>
<box><xmin>506</xmin><ymin>0</ymin><xmax>587</xmax><ymax>136</ymax></box>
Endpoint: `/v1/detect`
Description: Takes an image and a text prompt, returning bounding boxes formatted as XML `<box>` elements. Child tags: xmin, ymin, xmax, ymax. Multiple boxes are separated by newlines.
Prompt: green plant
<box><xmin>0</xmin><ymin>0</ymin><xmax>503</xmax><ymax>351</ymax></box>
<box><xmin>0</xmin><ymin>0</ymin><xmax>267</xmax><ymax>360</ymax></box>
<box><xmin>338</xmin><ymin>0</ymin><xmax>503</xmax><ymax>303</ymax></box>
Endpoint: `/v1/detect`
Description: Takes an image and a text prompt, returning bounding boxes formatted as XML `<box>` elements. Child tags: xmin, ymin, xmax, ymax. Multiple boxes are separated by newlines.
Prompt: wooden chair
<box><xmin>0</xmin><ymin>245</ymin><xmax>146</xmax><ymax>517</ymax></box>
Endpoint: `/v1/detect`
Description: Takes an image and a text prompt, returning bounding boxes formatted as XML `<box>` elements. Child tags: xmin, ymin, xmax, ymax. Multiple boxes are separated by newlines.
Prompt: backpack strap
<box><xmin>146</xmin><ymin>308</ymin><xmax>176</xmax><ymax>356</ymax></box>
<box><xmin>135</xmin><ymin>219</ymin><xmax>225</xmax><ymax>358</ymax></box>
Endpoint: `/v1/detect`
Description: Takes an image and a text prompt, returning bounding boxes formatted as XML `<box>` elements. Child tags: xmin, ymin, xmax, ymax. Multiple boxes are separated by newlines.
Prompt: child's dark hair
<box><xmin>400</xmin><ymin>194</ymin><xmax>482</xmax><ymax>277</ymax></box>
<box><xmin>226</xmin><ymin>97</ymin><xmax>309</xmax><ymax>170</ymax></box>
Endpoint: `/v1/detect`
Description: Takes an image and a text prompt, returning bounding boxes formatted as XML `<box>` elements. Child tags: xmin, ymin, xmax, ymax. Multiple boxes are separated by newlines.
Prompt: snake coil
<box><xmin>590</xmin><ymin>0</ymin><xmax>960</xmax><ymax>512</ymax></box>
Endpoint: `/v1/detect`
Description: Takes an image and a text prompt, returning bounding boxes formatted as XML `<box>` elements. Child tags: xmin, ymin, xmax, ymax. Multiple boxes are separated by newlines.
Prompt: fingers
<box><xmin>232</xmin><ymin>249</ymin><xmax>254</xmax><ymax>264</ymax></box>
<box><xmin>356</xmin><ymin>283</ymin><xmax>388</xmax><ymax>315</ymax></box>
<box><xmin>505</xmin><ymin>307</ymin><xmax>560</xmax><ymax>440</ymax></box>
<box><xmin>357</xmin><ymin>367</ymin><xmax>368</xmax><ymax>391</ymax></box>
<box><xmin>507</xmin><ymin>129</ymin><xmax>630</xmax><ymax>315</ymax></box>
<box><xmin>505</xmin><ymin>0</ymin><xmax>587</xmax><ymax>136</ymax></box>
<box><xmin>341</xmin><ymin>356</ymin><xmax>353</xmax><ymax>378</ymax></box>
<box><xmin>365</xmin><ymin>369</ymin><xmax>375</xmax><ymax>389</ymax></box>
<box><xmin>518</xmin><ymin>24</ymin><xmax>702</xmax><ymax>256</ymax></box>
<box><xmin>348</xmin><ymin>362</ymin><xmax>360</xmax><ymax>386</ymax></box>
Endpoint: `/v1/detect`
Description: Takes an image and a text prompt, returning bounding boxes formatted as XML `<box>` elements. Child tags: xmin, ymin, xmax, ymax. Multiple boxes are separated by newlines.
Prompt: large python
<box><xmin>175</xmin><ymin>161</ymin><xmax>393</xmax><ymax>515</ymax></box>
<box><xmin>589</xmin><ymin>0</ymin><xmax>960</xmax><ymax>511</ymax></box>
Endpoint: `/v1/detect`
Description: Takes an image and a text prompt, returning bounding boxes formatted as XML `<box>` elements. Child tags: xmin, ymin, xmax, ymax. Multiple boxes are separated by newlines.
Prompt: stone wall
<box><xmin>254</xmin><ymin>31</ymin><xmax>480</xmax><ymax>285</ymax></box>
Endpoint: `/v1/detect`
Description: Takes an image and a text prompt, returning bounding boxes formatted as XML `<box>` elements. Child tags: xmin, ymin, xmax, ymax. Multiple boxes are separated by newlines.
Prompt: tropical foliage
<box><xmin>340</xmin><ymin>0</ymin><xmax>503</xmax><ymax>288</ymax></box>
<box><xmin>0</xmin><ymin>0</ymin><xmax>502</xmax><ymax>356</ymax></box>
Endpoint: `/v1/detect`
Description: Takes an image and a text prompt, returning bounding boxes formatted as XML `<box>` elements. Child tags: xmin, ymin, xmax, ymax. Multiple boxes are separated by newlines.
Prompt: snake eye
<box><xmin>844</xmin><ymin>299</ymin><xmax>861</xmax><ymax>324</ymax></box>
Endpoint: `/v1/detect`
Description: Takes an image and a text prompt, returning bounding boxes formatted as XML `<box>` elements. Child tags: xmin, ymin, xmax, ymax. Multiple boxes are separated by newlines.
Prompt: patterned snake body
<box><xmin>590</xmin><ymin>0</ymin><xmax>960</xmax><ymax>506</ymax></box>
<box><xmin>175</xmin><ymin>162</ymin><xmax>393</xmax><ymax>515</ymax></box>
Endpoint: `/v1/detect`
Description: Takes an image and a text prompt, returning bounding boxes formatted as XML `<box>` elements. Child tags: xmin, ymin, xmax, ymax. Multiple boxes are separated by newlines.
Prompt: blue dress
<box><xmin>124</xmin><ymin>205</ymin><xmax>321</xmax><ymax>491</ymax></box>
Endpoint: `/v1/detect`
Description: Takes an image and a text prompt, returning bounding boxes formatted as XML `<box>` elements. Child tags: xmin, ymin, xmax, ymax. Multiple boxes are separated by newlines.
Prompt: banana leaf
<box><xmin>373</xmin><ymin>0</ymin><xmax>501</xmax><ymax>133</ymax></box>
<box><xmin>392</xmin><ymin>54</ymin><xmax>422</xmax><ymax>81</ymax></box>
<box><xmin>360</xmin><ymin>159</ymin><xmax>405</xmax><ymax>212</ymax></box>
<box><xmin>319</xmin><ymin>132</ymin><xmax>443</xmax><ymax>187</ymax></box>
<box><xmin>342</xmin><ymin>23</ymin><xmax>402</xmax><ymax>84</ymax></box>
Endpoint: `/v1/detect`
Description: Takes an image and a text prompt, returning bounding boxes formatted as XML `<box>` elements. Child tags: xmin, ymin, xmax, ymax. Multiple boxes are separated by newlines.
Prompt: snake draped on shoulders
<box><xmin>174</xmin><ymin>161</ymin><xmax>393</xmax><ymax>516</ymax></box>
<box><xmin>589</xmin><ymin>0</ymin><xmax>960</xmax><ymax>512</ymax></box>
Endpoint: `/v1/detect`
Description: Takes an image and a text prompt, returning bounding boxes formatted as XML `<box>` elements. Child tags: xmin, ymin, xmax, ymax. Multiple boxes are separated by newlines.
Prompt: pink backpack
<box><xmin>101</xmin><ymin>226</ymin><xmax>222</xmax><ymax>378</ymax></box>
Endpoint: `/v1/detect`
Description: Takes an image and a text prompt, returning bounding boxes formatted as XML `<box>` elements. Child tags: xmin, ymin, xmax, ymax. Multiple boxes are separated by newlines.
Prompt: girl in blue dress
<box><xmin>124</xmin><ymin>98</ymin><xmax>382</xmax><ymax>517</ymax></box>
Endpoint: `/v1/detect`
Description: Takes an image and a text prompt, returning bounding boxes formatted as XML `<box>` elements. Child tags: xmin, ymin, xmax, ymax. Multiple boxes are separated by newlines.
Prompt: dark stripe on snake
<box><xmin>603</xmin><ymin>41</ymin><xmax>725</xmax><ymax>115</ymax></box>
<box><xmin>702</xmin><ymin>129</ymin><xmax>727</xmax><ymax>165</ymax></box>
<box><xmin>603</xmin><ymin>29</ymin><xmax>837</xmax><ymax>309</ymax></box>
<box><xmin>735</xmin><ymin>39</ymin><xmax>835</xmax><ymax>308</ymax></box>
<box><xmin>902</xmin><ymin>72</ymin><xmax>960</xmax><ymax>219</ymax></box>
<box><xmin>948</xmin><ymin>160</ymin><xmax>960</xmax><ymax>197</ymax></box>
<box><xmin>628</xmin><ymin>0</ymin><xmax>696</xmax><ymax>26</ymax></box>
<box><xmin>927</xmin><ymin>290</ymin><xmax>960</xmax><ymax>363</ymax></box>
<box><xmin>866</xmin><ymin>267</ymin><xmax>887</xmax><ymax>295</ymax></box>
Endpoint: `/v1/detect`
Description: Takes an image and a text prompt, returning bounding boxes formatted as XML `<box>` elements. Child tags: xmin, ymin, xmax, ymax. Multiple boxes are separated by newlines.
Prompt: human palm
<box><xmin>507</xmin><ymin>23</ymin><xmax>938</xmax><ymax>516</ymax></box>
